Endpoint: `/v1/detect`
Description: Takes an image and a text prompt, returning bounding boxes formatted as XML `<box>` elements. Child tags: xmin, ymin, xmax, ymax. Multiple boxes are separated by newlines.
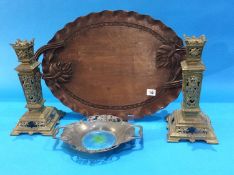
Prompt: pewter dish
<box><xmin>53</xmin><ymin>119</ymin><xmax>142</xmax><ymax>153</ymax></box>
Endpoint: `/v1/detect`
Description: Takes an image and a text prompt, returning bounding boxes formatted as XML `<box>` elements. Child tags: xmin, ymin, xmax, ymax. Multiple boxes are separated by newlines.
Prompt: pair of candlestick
<box><xmin>11</xmin><ymin>35</ymin><xmax>218</xmax><ymax>144</ymax></box>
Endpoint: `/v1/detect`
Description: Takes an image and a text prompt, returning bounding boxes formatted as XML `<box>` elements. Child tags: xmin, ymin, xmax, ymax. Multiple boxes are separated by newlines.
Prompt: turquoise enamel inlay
<box><xmin>82</xmin><ymin>130</ymin><xmax>116</xmax><ymax>151</ymax></box>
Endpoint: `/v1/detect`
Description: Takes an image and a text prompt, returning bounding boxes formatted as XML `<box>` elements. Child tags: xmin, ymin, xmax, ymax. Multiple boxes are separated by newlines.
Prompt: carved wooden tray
<box><xmin>41</xmin><ymin>10</ymin><xmax>185</xmax><ymax>120</ymax></box>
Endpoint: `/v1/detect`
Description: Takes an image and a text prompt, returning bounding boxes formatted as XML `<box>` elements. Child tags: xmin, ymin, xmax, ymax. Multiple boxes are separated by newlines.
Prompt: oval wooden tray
<box><xmin>41</xmin><ymin>10</ymin><xmax>185</xmax><ymax>119</ymax></box>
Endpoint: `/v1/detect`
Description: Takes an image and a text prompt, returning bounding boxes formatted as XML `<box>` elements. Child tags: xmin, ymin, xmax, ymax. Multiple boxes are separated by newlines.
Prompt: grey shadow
<box><xmin>169</xmin><ymin>140</ymin><xmax>217</xmax><ymax>152</ymax></box>
<box><xmin>187</xmin><ymin>141</ymin><xmax>217</xmax><ymax>152</ymax></box>
<box><xmin>12</xmin><ymin>134</ymin><xmax>41</xmax><ymax>141</ymax></box>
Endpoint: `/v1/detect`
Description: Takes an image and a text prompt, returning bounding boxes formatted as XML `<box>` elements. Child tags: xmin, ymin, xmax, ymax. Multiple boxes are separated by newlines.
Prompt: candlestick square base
<box><xmin>11</xmin><ymin>107</ymin><xmax>64</xmax><ymax>136</ymax></box>
<box><xmin>167</xmin><ymin>110</ymin><xmax>218</xmax><ymax>144</ymax></box>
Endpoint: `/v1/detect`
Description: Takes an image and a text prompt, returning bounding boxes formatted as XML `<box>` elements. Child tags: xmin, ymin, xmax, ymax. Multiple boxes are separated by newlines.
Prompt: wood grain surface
<box><xmin>42</xmin><ymin>10</ymin><xmax>185</xmax><ymax>119</ymax></box>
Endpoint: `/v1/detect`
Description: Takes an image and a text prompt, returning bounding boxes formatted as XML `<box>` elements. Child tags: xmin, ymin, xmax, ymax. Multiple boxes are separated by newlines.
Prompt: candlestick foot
<box><xmin>167</xmin><ymin>110</ymin><xmax>218</xmax><ymax>144</ymax></box>
<box><xmin>11</xmin><ymin>107</ymin><xmax>64</xmax><ymax>136</ymax></box>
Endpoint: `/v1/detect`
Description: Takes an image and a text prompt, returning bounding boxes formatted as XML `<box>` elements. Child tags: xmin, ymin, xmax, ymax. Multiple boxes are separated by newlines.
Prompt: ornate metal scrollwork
<box><xmin>19</xmin><ymin>70</ymin><xmax>43</xmax><ymax>104</ymax></box>
<box><xmin>184</xmin><ymin>75</ymin><xmax>202</xmax><ymax>108</ymax></box>
<box><xmin>11</xmin><ymin>39</ymin><xmax>35</xmax><ymax>63</ymax></box>
<box><xmin>176</xmin><ymin>127</ymin><xmax>208</xmax><ymax>135</ymax></box>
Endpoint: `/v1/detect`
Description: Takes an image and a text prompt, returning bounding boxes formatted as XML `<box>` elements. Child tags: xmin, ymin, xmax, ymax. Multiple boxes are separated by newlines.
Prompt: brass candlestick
<box><xmin>11</xmin><ymin>39</ymin><xmax>63</xmax><ymax>136</ymax></box>
<box><xmin>167</xmin><ymin>35</ymin><xmax>218</xmax><ymax>144</ymax></box>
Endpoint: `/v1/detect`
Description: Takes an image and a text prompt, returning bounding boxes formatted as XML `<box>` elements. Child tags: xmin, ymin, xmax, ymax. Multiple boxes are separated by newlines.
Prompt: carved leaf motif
<box><xmin>43</xmin><ymin>61</ymin><xmax>72</xmax><ymax>89</ymax></box>
<box><xmin>156</xmin><ymin>44</ymin><xmax>185</xmax><ymax>68</ymax></box>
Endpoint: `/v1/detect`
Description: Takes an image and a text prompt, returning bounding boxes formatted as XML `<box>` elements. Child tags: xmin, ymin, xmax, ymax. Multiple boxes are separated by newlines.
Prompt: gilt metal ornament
<box><xmin>167</xmin><ymin>35</ymin><xmax>218</xmax><ymax>144</ymax></box>
<box><xmin>11</xmin><ymin>39</ymin><xmax>64</xmax><ymax>136</ymax></box>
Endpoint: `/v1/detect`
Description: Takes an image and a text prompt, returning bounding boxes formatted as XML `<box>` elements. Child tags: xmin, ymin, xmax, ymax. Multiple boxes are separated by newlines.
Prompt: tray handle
<box><xmin>131</xmin><ymin>125</ymin><xmax>143</xmax><ymax>139</ymax></box>
<box><xmin>53</xmin><ymin>126</ymin><xmax>66</xmax><ymax>139</ymax></box>
<box><xmin>34</xmin><ymin>41</ymin><xmax>65</xmax><ymax>61</ymax></box>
